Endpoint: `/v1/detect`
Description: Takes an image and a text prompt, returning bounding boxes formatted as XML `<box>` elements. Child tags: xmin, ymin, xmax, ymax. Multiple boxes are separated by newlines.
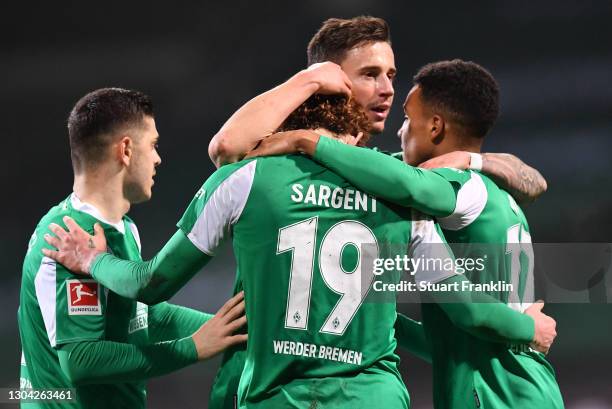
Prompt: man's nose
<box><xmin>378</xmin><ymin>75</ymin><xmax>394</xmax><ymax>98</ymax></box>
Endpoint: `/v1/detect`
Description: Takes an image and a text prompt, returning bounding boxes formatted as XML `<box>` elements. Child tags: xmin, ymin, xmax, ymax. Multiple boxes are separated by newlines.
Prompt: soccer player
<box><xmin>249</xmin><ymin>60</ymin><xmax>565</xmax><ymax>408</ymax></box>
<box><xmin>206</xmin><ymin>16</ymin><xmax>549</xmax><ymax>408</ymax></box>
<box><xmin>44</xmin><ymin>94</ymin><xmax>555</xmax><ymax>408</ymax></box>
<box><xmin>209</xmin><ymin>16</ymin><xmax>547</xmax><ymax>203</ymax></box>
<box><xmin>18</xmin><ymin>88</ymin><xmax>247</xmax><ymax>409</ymax></box>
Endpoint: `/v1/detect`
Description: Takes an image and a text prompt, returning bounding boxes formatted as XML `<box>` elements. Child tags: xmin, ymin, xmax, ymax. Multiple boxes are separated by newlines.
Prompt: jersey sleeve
<box><xmin>433</xmin><ymin>169</ymin><xmax>488</xmax><ymax>231</ymax></box>
<box><xmin>147</xmin><ymin>302</ymin><xmax>213</xmax><ymax>342</ymax></box>
<box><xmin>177</xmin><ymin>159</ymin><xmax>257</xmax><ymax>255</ymax></box>
<box><xmin>34</xmin><ymin>251</ymin><xmax>106</xmax><ymax>347</ymax></box>
<box><xmin>313</xmin><ymin>136</ymin><xmax>460</xmax><ymax>217</ymax></box>
<box><xmin>30</xmin><ymin>213</ymin><xmax>107</xmax><ymax>347</ymax></box>
<box><xmin>56</xmin><ymin>337</ymin><xmax>197</xmax><ymax>385</ymax></box>
<box><xmin>408</xmin><ymin>210</ymin><xmax>459</xmax><ymax>286</ymax></box>
<box><xmin>89</xmin><ymin>160</ymin><xmax>258</xmax><ymax>304</ymax></box>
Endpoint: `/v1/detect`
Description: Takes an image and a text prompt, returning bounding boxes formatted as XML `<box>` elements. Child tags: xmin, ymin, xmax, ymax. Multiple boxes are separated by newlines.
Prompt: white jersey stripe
<box><xmin>409</xmin><ymin>210</ymin><xmax>458</xmax><ymax>285</ymax></box>
<box><xmin>34</xmin><ymin>256</ymin><xmax>57</xmax><ymax>347</ymax></box>
<box><xmin>439</xmin><ymin>171</ymin><xmax>488</xmax><ymax>231</ymax></box>
<box><xmin>127</xmin><ymin>222</ymin><xmax>142</xmax><ymax>253</ymax></box>
<box><xmin>188</xmin><ymin>160</ymin><xmax>257</xmax><ymax>256</ymax></box>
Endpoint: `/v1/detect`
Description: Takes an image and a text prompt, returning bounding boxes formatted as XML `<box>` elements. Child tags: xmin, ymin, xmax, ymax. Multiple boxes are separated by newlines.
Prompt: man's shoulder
<box><xmin>430</xmin><ymin>167</ymin><xmax>473</xmax><ymax>187</ymax></box>
<box><xmin>213</xmin><ymin>156</ymin><xmax>328</xmax><ymax>186</ymax></box>
<box><xmin>23</xmin><ymin>195</ymin><xmax>98</xmax><ymax>276</ymax></box>
<box><xmin>34</xmin><ymin>196</ymin><xmax>99</xmax><ymax>235</ymax></box>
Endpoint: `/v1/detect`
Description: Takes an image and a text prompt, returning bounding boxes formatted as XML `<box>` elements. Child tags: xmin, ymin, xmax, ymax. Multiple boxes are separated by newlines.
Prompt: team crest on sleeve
<box><xmin>66</xmin><ymin>279</ymin><xmax>101</xmax><ymax>315</ymax></box>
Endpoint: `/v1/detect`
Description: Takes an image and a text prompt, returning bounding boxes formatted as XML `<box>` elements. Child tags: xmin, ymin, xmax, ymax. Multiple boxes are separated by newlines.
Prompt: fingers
<box><xmin>93</xmin><ymin>223</ymin><xmax>104</xmax><ymax>237</ymax></box>
<box><xmin>224</xmin><ymin>299</ymin><xmax>246</xmax><ymax>323</ymax></box>
<box><xmin>49</xmin><ymin>223</ymin><xmax>69</xmax><ymax>240</ymax></box>
<box><xmin>44</xmin><ymin>234</ymin><xmax>60</xmax><ymax>249</ymax></box>
<box><xmin>217</xmin><ymin>291</ymin><xmax>245</xmax><ymax>317</ymax></box>
<box><xmin>63</xmin><ymin>216</ymin><xmax>84</xmax><ymax>235</ymax></box>
<box><xmin>42</xmin><ymin>248</ymin><xmax>60</xmax><ymax>260</ymax></box>
<box><xmin>227</xmin><ymin>314</ymin><xmax>247</xmax><ymax>332</ymax></box>
<box><xmin>530</xmin><ymin>301</ymin><xmax>545</xmax><ymax>312</ymax></box>
<box><xmin>227</xmin><ymin>333</ymin><xmax>248</xmax><ymax>346</ymax></box>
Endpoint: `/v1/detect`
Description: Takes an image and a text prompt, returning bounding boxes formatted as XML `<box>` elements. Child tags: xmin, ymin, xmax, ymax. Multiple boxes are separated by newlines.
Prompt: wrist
<box><xmin>184</xmin><ymin>336</ymin><xmax>200</xmax><ymax>362</ymax></box>
<box><xmin>522</xmin><ymin>313</ymin><xmax>536</xmax><ymax>343</ymax></box>
<box><xmin>294</xmin><ymin>68</ymin><xmax>320</xmax><ymax>95</ymax></box>
<box><xmin>468</xmin><ymin>152</ymin><xmax>483</xmax><ymax>171</ymax></box>
<box><xmin>295</xmin><ymin>132</ymin><xmax>321</xmax><ymax>156</ymax></box>
<box><xmin>87</xmin><ymin>251</ymin><xmax>106</xmax><ymax>277</ymax></box>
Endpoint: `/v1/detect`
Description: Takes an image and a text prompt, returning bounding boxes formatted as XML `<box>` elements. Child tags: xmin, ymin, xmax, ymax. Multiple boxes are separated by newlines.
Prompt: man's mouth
<box><xmin>369</xmin><ymin>104</ymin><xmax>390</xmax><ymax>120</ymax></box>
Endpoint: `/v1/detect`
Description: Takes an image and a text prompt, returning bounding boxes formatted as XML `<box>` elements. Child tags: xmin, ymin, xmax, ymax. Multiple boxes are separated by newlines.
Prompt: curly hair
<box><xmin>413</xmin><ymin>59</ymin><xmax>499</xmax><ymax>138</ymax></box>
<box><xmin>276</xmin><ymin>94</ymin><xmax>371</xmax><ymax>146</ymax></box>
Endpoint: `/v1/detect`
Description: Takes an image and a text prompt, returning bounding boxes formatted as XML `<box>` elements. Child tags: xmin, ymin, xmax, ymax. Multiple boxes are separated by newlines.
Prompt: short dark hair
<box><xmin>67</xmin><ymin>87</ymin><xmax>153</xmax><ymax>172</ymax></box>
<box><xmin>413</xmin><ymin>59</ymin><xmax>499</xmax><ymax>138</ymax></box>
<box><xmin>277</xmin><ymin>95</ymin><xmax>371</xmax><ymax>146</ymax></box>
<box><xmin>307</xmin><ymin>16</ymin><xmax>391</xmax><ymax>66</ymax></box>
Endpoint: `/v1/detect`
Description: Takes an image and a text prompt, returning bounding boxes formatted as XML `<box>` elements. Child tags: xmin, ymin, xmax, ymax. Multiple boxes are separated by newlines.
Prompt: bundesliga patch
<box><xmin>66</xmin><ymin>279</ymin><xmax>101</xmax><ymax>315</ymax></box>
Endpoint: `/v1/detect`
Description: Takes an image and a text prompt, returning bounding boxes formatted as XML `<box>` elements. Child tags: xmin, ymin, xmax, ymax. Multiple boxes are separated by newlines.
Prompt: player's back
<box><xmin>424</xmin><ymin>169</ymin><xmax>563</xmax><ymax>409</ymax></box>
<box><xmin>230</xmin><ymin>155</ymin><xmax>412</xmax><ymax>408</ymax></box>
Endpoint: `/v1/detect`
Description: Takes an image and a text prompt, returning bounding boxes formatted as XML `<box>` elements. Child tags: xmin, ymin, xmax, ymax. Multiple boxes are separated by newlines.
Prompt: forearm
<box><xmin>310</xmin><ymin>136</ymin><xmax>457</xmax><ymax>217</ymax></box>
<box><xmin>149</xmin><ymin>302</ymin><xmax>213</xmax><ymax>342</ymax></box>
<box><xmin>209</xmin><ymin>69</ymin><xmax>320</xmax><ymax>167</ymax></box>
<box><xmin>481</xmin><ymin>153</ymin><xmax>547</xmax><ymax>205</ymax></box>
<box><xmin>57</xmin><ymin>338</ymin><xmax>197</xmax><ymax>385</ymax></box>
<box><xmin>431</xmin><ymin>275</ymin><xmax>534</xmax><ymax>344</ymax></box>
<box><xmin>394</xmin><ymin>313</ymin><xmax>431</xmax><ymax>363</ymax></box>
<box><xmin>91</xmin><ymin>230</ymin><xmax>210</xmax><ymax>304</ymax></box>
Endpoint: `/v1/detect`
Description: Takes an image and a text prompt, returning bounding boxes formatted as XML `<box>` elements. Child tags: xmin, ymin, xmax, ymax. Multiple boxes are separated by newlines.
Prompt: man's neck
<box><xmin>73</xmin><ymin>169</ymin><xmax>130</xmax><ymax>224</ymax></box>
<box><xmin>434</xmin><ymin>134</ymin><xmax>483</xmax><ymax>156</ymax></box>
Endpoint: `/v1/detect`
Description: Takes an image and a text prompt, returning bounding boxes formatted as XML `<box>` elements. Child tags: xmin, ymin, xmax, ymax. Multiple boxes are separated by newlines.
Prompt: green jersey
<box><xmin>178</xmin><ymin>156</ymin><xmax>456</xmax><ymax>408</ymax></box>
<box><xmin>19</xmin><ymin>194</ymin><xmax>148</xmax><ymax>409</ymax></box>
<box><xmin>425</xmin><ymin>168</ymin><xmax>563</xmax><ymax>409</ymax></box>
<box><xmin>304</xmin><ymin>137</ymin><xmax>563</xmax><ymax>409</ymax></box>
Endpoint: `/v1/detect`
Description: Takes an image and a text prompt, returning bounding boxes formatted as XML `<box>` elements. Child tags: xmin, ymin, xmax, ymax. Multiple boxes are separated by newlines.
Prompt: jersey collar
<box><xmin>70</xmin><ymin>193</ymin><xmax>126</xmax><ymax>234</ymax></box>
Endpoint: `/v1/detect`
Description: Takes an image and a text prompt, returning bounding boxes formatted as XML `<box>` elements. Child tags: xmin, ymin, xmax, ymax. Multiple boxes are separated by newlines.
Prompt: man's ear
<box><xmin>430</xmin><ymin>114</ymin><xmax>445</xmax><ymax>143</ymax></box>
<box><xmin>118</xmin><ymin>136</ymin><xmax>133</xmax><ymax>166</ymax></box>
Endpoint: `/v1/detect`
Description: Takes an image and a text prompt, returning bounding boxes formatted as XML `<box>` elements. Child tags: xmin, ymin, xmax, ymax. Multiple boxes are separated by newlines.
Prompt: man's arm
<box><xmin>57</xmin><ymin>292</ymin><xmax>248</xmax><ymax>385</ymax></box>
<box><xmin>481</xmin><ymin>153</ymin><xmax>547</xmax><ymax>205</ymax></box>
<box><xmin>419</xmin><ymin>151</ymin><xmax>547</xmax><ymax>205</ymax></box>
<box><xmin>209</xmin><ymin>62</ymin><xmax>351</xmax><ymax>167</ymax></box>
<box><xmin>57</xmin><ymin>338</ymin><xmax>197</xmax><ymax>385</ymax></box>
<box><xmin>408</xmin><ymin>214</ymin><xmax>556</xmax><ymax>352</ymax></box>
<box><xmin>247</xmin><ymin>133</ymin><xmax>460</xmax><ymax>217</ymax></box>
<box><xmin>44</xmin><ymin>226</ymin><xmax>210</xmax><ymax>304</ymax></box>
<box><xmin>91</xmin><ymin>231</ymin><xmax>210</xmax><ymax>303</ymax></box>
<box><xmin>44</xmin><ymin>161</ymin><xmax>258</xmax><ymax>303</ymax></box>
<box><xmin>148</xmin><ymin>302</ymin><xmax>214</xmax><ymax>342</ymax></box>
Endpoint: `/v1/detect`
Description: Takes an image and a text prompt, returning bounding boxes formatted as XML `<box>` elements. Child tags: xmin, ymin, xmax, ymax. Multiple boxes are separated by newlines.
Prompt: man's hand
<box><xmin>192</xmin><ymin>291</ymin><xmax>248</xmax><ymax>360</ymax></box>
<box><xmin>419</xmin><ymin>151</ymin><xmax>471</xmax><ymax>170</ymax></box>
<box><xmin>245</xmin><ymin>130</ymin><xmax>321</xmax><ymax>159</ymax></box>
<box><xmin>525</xmin><ymin>301</ymin><xmax>557</xmax><ymax>354</ymax></box>
<box><xmin>42</xmin><ymin>216</ymin><xmax>107</xmax><ymax>275</ymax></box>
<box><xmin>305</xmin><ymin>62</ymin><xmax>352</xmax><ymax>96</ymax></box>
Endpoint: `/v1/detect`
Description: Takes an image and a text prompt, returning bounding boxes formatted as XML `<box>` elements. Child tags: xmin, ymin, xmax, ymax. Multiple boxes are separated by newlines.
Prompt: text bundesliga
<box><xmin>373</xmin><ymin>280</ymin><xmax>513</xmax><ymax>293</ymax></box>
